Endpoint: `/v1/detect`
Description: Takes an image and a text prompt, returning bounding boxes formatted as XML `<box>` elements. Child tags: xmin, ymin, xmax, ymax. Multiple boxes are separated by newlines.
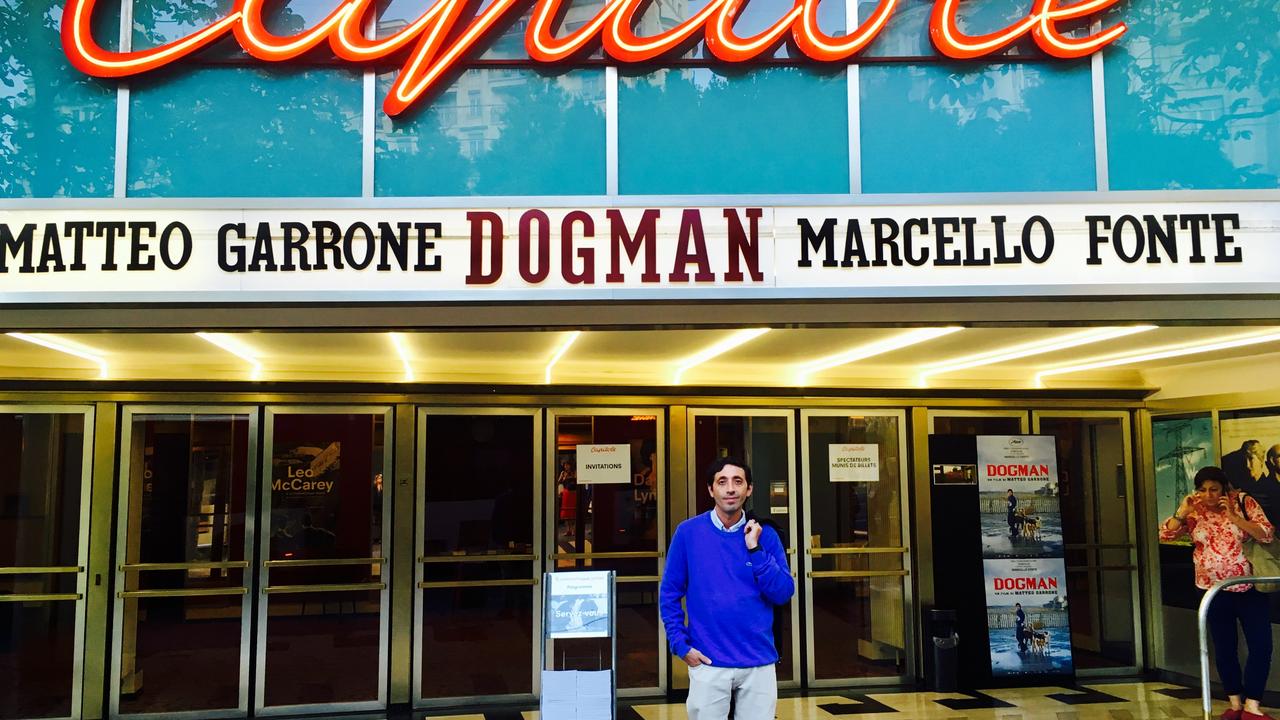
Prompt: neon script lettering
<box><xmin>61</xmin><ymin>0</ymin><xmax>1126</xmax><ymax>116</ymax></box>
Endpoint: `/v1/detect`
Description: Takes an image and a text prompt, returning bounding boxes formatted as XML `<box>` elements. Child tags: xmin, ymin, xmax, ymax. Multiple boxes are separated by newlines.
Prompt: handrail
<box><xmin>1198</xmin><ymin>575</ymin><xmax>1280</xmax><ymax>720</ymax></box>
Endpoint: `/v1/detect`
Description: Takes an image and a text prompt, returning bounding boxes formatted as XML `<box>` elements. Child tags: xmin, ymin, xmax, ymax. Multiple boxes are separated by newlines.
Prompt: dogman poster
<box><xmin>976</xmin><ymin>435</ymin><xmax>1074</xmax><ymax>679</ymax></box>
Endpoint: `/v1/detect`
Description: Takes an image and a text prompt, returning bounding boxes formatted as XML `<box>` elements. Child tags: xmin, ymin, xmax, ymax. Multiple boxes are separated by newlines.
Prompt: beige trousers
<box><xmin>686</xmin><ymin>663</ymin><xmax>777</xmax><ymax>720</ymax></box>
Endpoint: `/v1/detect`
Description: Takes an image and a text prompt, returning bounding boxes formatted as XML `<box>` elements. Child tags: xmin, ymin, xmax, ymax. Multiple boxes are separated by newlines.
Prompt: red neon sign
<box><xmin>62</xmin><ymin>0</ymin><xmax>1125</xmax><ymax>117</ymax></box>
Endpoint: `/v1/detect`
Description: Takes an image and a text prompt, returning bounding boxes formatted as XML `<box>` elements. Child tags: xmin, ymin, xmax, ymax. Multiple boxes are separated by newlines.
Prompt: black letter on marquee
<box><xmin>160</xmin><ymin>222</ymin><xmax>193</xmax><ymax>270</ymax></box>
<box><xmin>1212</xmin><ymin>214</ymin><xmax>1243</xmax><ymax>263</ymax></box>
<box><xmin>0</xmin><ymin>223</ymin><xmax>36</xmax><ymax>274</ymax></box>
<box><xmin>217</xmin><ymin>223</ymin><xmax>247</xmax><ymax>273</ymax></box>
<box><xmin>1084</xmin><ymin>215</ymin><xmax>1111</xmax><ymax>266</ymax></box>
<box><xmin>797</xmin><ymin>218</ymin><xmax>837</xmax><ymax>268</ymax></box>
<box><xmin>1021</xmin><ymin>216</ymin><xmax>1054</xmax><ymax>264</ymax></box>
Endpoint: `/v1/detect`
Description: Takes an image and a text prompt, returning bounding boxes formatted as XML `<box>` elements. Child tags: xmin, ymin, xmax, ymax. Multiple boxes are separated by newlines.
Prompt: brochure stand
<box><xmin>540</xmin><ymin>570</ymin><xmax>617</xmax><ymax>720</ymax></box>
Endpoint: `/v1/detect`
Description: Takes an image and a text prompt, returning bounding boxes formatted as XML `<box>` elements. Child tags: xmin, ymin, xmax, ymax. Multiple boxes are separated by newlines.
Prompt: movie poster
<box><xmin>976</xmin><ymin>435</ymin><xmax>1073</xmax><ymax>680</ymax></box>
<box><xmin>269</xmin><ymin>441</ymin><xmax>342</xmax><ymax>559</ymax></box>
<box><xmin>976</xmin><ymin>435</ymin><xmax>1064</xmax><ymax>558</ymax></box>
<box><xmin>1152</xmin><ymin>416</ymin><xmax>1214</xmax><ymax>545</ymax></box>
<box><xmin>1220</xmin><ymin>413</ymin><xmax>1280</xmax><ymax>495</ymax></box>
<box><xmin>983</xmin><ymin>558</ymin><xmax>1073</xmax><ymax>677</ymax></box>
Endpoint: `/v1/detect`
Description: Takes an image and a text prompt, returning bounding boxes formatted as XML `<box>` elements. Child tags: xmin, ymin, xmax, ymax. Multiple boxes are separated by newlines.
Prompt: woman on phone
<box><xmin>1161</xmin><ymin>466</ymin><xmax>1276</xmax><ymax>720</ymax></box>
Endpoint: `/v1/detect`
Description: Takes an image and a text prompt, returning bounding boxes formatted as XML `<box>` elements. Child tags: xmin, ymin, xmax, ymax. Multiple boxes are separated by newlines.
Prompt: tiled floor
<box><xmin>414</xmin><ymin>683</ymin><xmax>1215</xmax><ymax>720</ymax></box>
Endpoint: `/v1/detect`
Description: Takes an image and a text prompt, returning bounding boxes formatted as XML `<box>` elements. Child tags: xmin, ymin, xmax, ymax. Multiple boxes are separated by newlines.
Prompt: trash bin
<box><xmin>929</xmin><ymin>609</ymin><xmax>959</xmax><ymax>692</ymax></box>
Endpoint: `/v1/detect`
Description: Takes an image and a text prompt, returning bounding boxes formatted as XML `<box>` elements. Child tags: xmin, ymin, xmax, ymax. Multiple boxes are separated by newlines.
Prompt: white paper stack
<box><xmin>540</xmin><ymin>670</ymin><xmax>613</xmax><ymax>720</ymax></box>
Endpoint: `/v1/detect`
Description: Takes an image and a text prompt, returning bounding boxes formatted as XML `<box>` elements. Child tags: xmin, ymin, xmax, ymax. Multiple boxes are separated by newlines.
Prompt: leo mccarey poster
<box><xmin>977</xmin><ymin>436</ymin><xmax>1074</xmax><ymax>679</ymax></box>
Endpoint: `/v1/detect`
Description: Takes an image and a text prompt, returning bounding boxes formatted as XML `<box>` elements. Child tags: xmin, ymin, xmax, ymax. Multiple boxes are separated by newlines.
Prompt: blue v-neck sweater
<box><xmin>659</xmin><ymin>511</ymin><xmax>795</xmax><ymax>668</ymax></box>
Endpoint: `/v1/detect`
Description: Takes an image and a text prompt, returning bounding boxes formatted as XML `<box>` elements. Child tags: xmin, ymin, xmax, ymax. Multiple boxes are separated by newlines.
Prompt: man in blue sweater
<box><xmin>660</xmin><ymin>456</ymin><xmax>795</xmax><ymax>720</ymax></box>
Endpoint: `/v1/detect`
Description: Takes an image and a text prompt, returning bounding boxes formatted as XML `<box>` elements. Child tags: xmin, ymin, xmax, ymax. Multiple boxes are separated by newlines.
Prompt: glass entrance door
<box><xmin>686</xmin><ymin>410</ymin><xmax>799</xmax><ymax>688</ymax></box>
<box><xmin>1033</xmin><ymin>411</ymin><xmax>1141</xmax><ymax>675</ymax></box>
<box><xmin>547</xmin><ymin>409</ymin><xmax>665</xmax><ymax>695</ymax></box>
<box><xmin>801</xmin><ymin>410</ymin><xmax>912</xmax><ymax>686</ymax></box>
<box><xmin>256</xmin><ymin>408</ymin><xmax>391</xmax><ymax>715</ymax></box>
<box><xmin>416</xmin><ymin>408</ymin><xmax>540</xmax><ymax>706</ymax></box>
<box><xmin>0</xmin><ymin>407</ymin><xmax>94</xmax><ymax>720</ymax></box>
<box><xmin>112</xmin><ymin>408</ymin><xmax>256</xmax><ymax>719</ymax></box>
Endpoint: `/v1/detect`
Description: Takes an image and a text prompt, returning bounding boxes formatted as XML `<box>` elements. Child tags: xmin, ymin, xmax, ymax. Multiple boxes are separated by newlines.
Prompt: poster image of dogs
<box><xmin>984</xmin><ymin>558</ymin><xmax>1074</xmax><ymax>677</ymax></box>
<box><xmin>977</xmin><ymin>436</ymin><xmax>1063</xmax><ymax>558</ymax></box>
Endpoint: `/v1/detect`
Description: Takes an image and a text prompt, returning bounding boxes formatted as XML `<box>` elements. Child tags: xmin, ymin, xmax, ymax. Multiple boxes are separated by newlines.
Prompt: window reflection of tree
<box><xmin>1</xmin><ymin>1</ymin><xmax>119</xmax><ymax>197</ymax></box>
<box><xmin>1105</xmin><ymin>0</ymin><xmax>1279</xmax><ymax>188</ymax></box>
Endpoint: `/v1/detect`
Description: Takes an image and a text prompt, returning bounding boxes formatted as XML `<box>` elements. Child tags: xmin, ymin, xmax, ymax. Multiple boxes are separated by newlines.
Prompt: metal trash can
<box><xmin>929</xmin><ymin>609</ymin><xmax>959</xmax><ymax>692</ymax></box>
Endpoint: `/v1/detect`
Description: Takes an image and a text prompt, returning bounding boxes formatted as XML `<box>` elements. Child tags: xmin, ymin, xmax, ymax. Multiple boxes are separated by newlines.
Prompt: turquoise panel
<box><xmin>127</xmin><ymin>67</ymin><xmax>363</xmax><ymax>197</ymax></box>
<box><xmin>375</xmin><ymin>69</ymin><xmax>606</xmax><ymax>196</ymax></box>
<box><xmin>860</xmin><ymin>63</ymin><xmax>1096</xmax><ymax>193</ymax></box>
<box><xmin>0</xmin><ymin>0</ymin><xmax>119</xmax><ymax>198</ymax></box>
<box><xmin>1104</xmin><ymin>0</ymin><xmax>1280</xmax><ymax>189</ymax></box>
<box><xmin>619</xmin><ymin>67</ymin><xmax>849</xmax><ymax>195</ymax></box>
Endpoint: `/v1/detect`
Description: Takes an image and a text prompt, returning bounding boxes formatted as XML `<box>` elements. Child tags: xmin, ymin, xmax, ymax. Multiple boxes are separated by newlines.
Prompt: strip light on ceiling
<box><xmin>1035</xmin><ymin>328</ymin><xmax>1280</xmax><ymax>388</ymax></box>
<box><xmin>196</xmin><ymin>332</ymin><xmax>264</xmax><ymax>380</ymax></box>
<box><xmin>673</xmin><ymin>328</ymin><xmax>771</xmax><ymax>385</ymax></box>
<box><xmin>7</xmin><ymin>332</ymin><xmax>109</xmax><ymax>379</ymax></box>
<box><xmin>794</xmin><ymin>327</ymin><xmax>963</xmax><ymax>385</ymax></box>
<box><xmin>545</xmin><ymin>331</ymin><xmax>581</xmax><ymax>384</ymax></box>
<box><xmin>388</xmin><ymin>333</ymin><xmax>415</xmax><ymax>382</ymax></box>
<box><xmin>917</xmin><ymin>325</ymin><xmax>1158</xmax><ymax>387</ymax></box>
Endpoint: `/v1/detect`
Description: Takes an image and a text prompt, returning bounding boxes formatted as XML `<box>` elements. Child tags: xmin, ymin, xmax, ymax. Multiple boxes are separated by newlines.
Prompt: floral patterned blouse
<box><xmin>1160</xmin><ymin>492</ymin><xmax>1275</xmax><ymax>592</ymax></box>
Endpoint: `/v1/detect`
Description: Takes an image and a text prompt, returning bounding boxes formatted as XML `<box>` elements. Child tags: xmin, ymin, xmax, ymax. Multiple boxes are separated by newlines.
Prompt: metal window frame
<box><xmin>544</xmin><ymin>406</ymin><xmax>668</xmax><ymax>697</ymax></box>
<box><xmin>110</xmin><ymin>405</ymin><xmax>260</xmax><ymax>720</ymax></box>
<box><xmin>926</xmin><ymin>409</ymin><xmax>1030</xmax><ymax>434</ymax></box>
<box><xmin>0</xmin><ymin>404</ymin><xmax>95</xmax><ymax>720</ymax></box>
<box><xmin>799</xmin><ymin>407</ymin><xmax>914</xmax><ymax>688</ymax></box>
<box><xmin>1031</xmin><ymin>409</ymin><xmax>1141</xmax><ymax>675</ymax></box>
<box><xmin>253</xmin><ymin>405</ymin><xmax>394</xmax><ymax>717</ymax></box>
<box><xmin>684</xmin><ymin>408</ymin><xmax>801</xmax><ymax>689</ymax></box>
<box><xmin>412</xmin><ymin>406</ymin><xmax>543</xmax><ymax>709</ymax></box>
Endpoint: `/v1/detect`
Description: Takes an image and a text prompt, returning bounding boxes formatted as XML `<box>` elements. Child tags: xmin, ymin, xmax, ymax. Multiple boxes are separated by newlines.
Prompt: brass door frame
<box><xmin>0</xmin><ymin>404</ymin><xmax>95</xmax><ymax>720</ymax></box>
<box><xmin>413</xmin><ymin>406</ymin><xmax>543</xmax><ymax>709</ymax></box>
<box><xmin>1032</xmin><ymin>409</ymin><xmax>1142</xmax><ymax>676</ymax></box>
<box><xmin>110</xmin><ymin>405</ymin><xmax>260</xmax><ymax>720</ymax></box>
<box><xmin>254</xmin><ymin>405</ymin><xmax>393</xmax><ymax>717</ymax></box>
<box><xmin>545</xmin><ymin>406</ymin><xmax>668</xmax><ymax>697</ymax></box>
<box><xmin>684</xmin><ymin>408</ymin><xmax>800</xmax><ymax>689</ymax></box>
<box><xmin>800</xmin><ymin>408</ymin><xmax>914</xmax><ymax>688</ymax></box>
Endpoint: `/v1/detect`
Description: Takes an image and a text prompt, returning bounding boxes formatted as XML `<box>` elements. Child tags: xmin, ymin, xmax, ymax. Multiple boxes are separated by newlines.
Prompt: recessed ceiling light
<box><xmin>545</xmin><ymin>331</ymin><xmax>581</xmax><ymax>384</ymax></box>
<box><xmin>7</xmin><ymin>332</ymin><xmax>109</xmax><ymax>379</ymax></box>
<box><xmin>795</xmin><ymin>327</ymin><xmax>963</xmax><ymax>385</ymax></box>
<box><xmin>673</xmin><ymin>328</ymin><xmax>771</xmax><ymax>385</ymax></box>
<box><xmin>196</xmin><ymin>332</ymin><xmax>264</xmax><ymax>380</ymax></box>
<box><xmin>917</xmin><ymin>325</ymin><xmax>1157</xmax><ymax>387</ymax></box>
<box><xmin>388</xmin><ymin>333</ymin><xmax>415</xmax><ymax>382</ymax></box>
<box><xmin>1035</xmin><ymin>328</ymin><xmax>1280</xmax><ymax>387</ymax></box>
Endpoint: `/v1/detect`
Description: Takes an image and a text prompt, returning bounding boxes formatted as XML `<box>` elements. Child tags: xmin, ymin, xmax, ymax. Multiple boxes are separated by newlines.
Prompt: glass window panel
<box><xmin>421</xmin><ymin>587</ymin><xmax>533</xmax><ymax>696</ymax></box>
<box><xmin>0</xmin><ymin>411</ymin><xmax>88</xmax><ymax>719</ymax></box>
<box><xmin>263</xmin><ymin>589</ymin><xmax>383</xmax><ymax>707</ymax></box>
<box><xmin>375</xmin><ymin>69</ymin><xmax>606</xmax><ymax>196</ymax></box>
<box><xmin>419</xmin><ymin>414</ymin><xmax>535</xmax><ymax>699</ymax></box>
<box><xmin>0</xmin><ymin>413</ymin><xmax>86</xmax><ymax>568</ymax></box>
<box><xmin>1103</xmin><ymin>0</ymin><xmax>1280</xmax><ymax>190</ymax></box>
<box><xmin>552</xmin><ymin>413</ymin><xmax>660</xmax><ymax>689</ymax></box>
<box><xmin>1039</xmin><ymin>416</ymin><xmax>1136</xmax><ymax>669</ymax></box>
<box><xmin>630</xmin><ymin>0</ymin><xmax>843</xmax><ymax>60</ymax></box>
<box><xmin>932</xmin><ymin>414</ymin><xmax>1024</xmax><ymax>435</ymax></box>
<box><xmin>862</xmin><ymin>0</ymin><xmax>1041</xmax><ymax>57</ymax></box>
<box><xmin>132</xmin><ymin>0</ymin><xmax>235</xmax><ymax>50</ymax></box>
<box><xmin>127</xmin><ymin>67</ymin><xmax>363</xmax><ymax>197</ymax></box>
<box><xmin>0</xmin><ymin>1</ymin><xmax>118</xmax><ymax>198</ymax></box>
<box><xmin>690</xmin><ymin>415</ymin><xmax>795</xmax><ymax>681</ymax></box>
<box><xmin>262</xmin><ymin>412</ymin><xmax>386</xmax><ymax>708</ymax></box>
<box><xmin>378</xmin><ymin>0</ymin><xmax>569</xmax><ymax>59</ymax></box>
<box><xmin>805</xmin><ymin>414</ymin><xmax>905</xmax><ymax>680</ymax></box>
<box><xmin>0</xmin><ymin>600</ymin><xmax>78</xmax><ymax>719</ymax></box>
<box><xmin>117</xmin><ymin>595</ymin><xmax>244</xmax><ymax>714</ymax></box>
<box><xmin>619</xmin><ymin>67</ymin><xmax>849</xmax><ymax>194</ymax></box>
<box><xmin>860</xmin><ymin>62</ymin><xmax>1096</xmax><ymax>193</ymax></box>
<box><xmin>116</xmin><ymin>414</ymin><xmax>250</xmax><ymax>715</ymax></box>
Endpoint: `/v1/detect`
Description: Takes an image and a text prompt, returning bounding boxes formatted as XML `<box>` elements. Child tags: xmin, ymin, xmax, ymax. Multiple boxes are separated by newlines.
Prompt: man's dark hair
<box><xmin>1194</xmin><ymin>465</ymin><xmax>1231</xmax><ymax>490</ymax></box>
<box><xmin>705</xmin><ymin>456</ymin><xmax>752</xmax><ymax>487</ymax></box>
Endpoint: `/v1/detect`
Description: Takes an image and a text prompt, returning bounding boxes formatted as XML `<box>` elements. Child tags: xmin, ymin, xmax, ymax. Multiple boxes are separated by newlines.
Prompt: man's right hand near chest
<box><xmin>684</xmin><ymin>648</ymin><xmax>713</xmax><ymax>667</ymax></box>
